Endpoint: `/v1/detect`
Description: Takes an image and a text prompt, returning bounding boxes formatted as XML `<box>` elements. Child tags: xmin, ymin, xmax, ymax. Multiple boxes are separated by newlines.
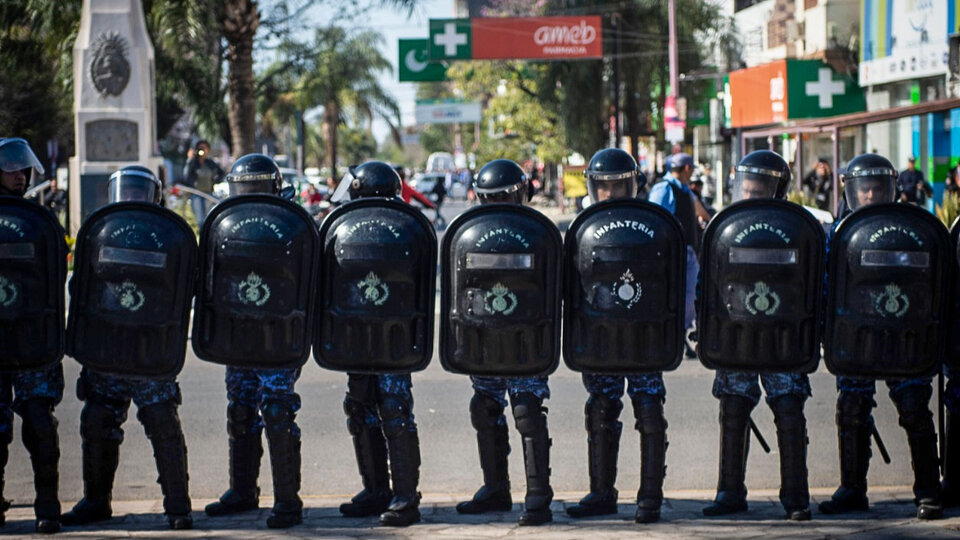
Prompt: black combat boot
<box><xmin>263</xmin><ymin>402</ymin><xmax>303</xmax><ymax>529</ymax></box>
<box><xmin>894</xmin><ymin>385</ymin><xmax>943</xmax><ymax>520</ymax></box>
<box><xmin>512</xmin><ymin>393</ymin><xmax>553</xmax><ymax>526</ymax></box>
<box><xmin>138</xmin><ymin>402</ymin><xmax>192</xmax><ymax>530</ymax></box>
<box><xmin>379</xmin><ymin>398</ymin><xmax>422</xmax><ymax>527</ymax></box>
<box><xmin>63</xmin><ymin>400</ymin><xmax>122</xmax><ymax>527</ymax></box>
<box><xmin>634</xmin><ymin>394</ymin><xmax>667</xmax><ymax>524</ymax></box>
<box><xmin>770</xmin><ymin>395</ymin><xmax>810</xmax><ymax>521</ymax></box>
<box><xmin>19</xmin><ymin>399</ymin><xmax>61</xmax><ymax>534</ymax></box>
<box><xmin>340</xmin><ymin>415</ymin><xmax>392</xmax><ymax>516</ymax></box>
<box><xmin>205</xmin><ymin>403</ymin><xmax>262</xmax><ymax>516</ymax></box>
<box><xmin>703</xmin><ymin>395</ymin><xmax>752</xmax><ymax>517</ymax></box>
<box><xmin>567</xmin><ymin>394</ymin><xmax>622</xmax><ymax>518</ymax></box>
<box><xmin>457</xmin><ymin>392</ymin><xmax>513</xmax><ymax>514</ymax></box>
<box><xmin>819</xmin><ymin>392</ymin><xmax>873</xmax><ymax>514</ymax></box>
<box><xmin>943</xmin><ymin>411</ymin><xmax>960</xmax><ymax>507</ymax></box>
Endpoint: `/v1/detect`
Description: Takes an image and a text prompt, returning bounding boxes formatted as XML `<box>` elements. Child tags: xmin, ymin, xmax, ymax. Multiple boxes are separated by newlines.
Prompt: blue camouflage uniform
<box><xmin>225</xmin><ymin>367</ymin><xmax>301</xmax><ymax>436</ymax></box>
<box><xmin>78</xmin><ymin>369</ymin><xmax>180</xmax><ymax>415</ymax></box>
<box><xmin>0</xmin><ymin>364</ymin><xmax>64</xmax><ymax>445</ymax></box>
<box><xmin>346</xmin><ymin>373</ymin><xmax>416</xmax><ymax>434</ymax></box>
<box><xmin>470</xmin><ymin>376</ymin><xmax>550</xmax><ymax>411</ymax></box>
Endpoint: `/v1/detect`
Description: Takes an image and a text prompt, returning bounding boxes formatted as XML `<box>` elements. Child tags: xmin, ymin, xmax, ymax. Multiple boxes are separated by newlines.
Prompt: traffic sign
<box><xmin>399</xmin><ymin>39</ymin><xmax>447</xmax><ymax>82</ymax></box>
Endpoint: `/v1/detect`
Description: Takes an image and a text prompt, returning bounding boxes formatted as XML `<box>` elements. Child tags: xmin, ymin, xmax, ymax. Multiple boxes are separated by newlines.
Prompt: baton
<box><xmin>748</xmin><ymin>417</ymin><xmax>771</xmax><ymax>454</ymax></box>
<box><xmin>939</xmin><ymin>371</ymin><xmax>945</xmax><ymax>475</ymax></box>
<box><xmin>871</xmin><ymin>423</ymin><xmax>892</xmax><ymax>465</ymax></box>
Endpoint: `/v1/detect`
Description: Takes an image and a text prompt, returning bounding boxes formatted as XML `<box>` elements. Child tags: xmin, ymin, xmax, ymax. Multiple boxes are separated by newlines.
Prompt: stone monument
<box><xmin>68</xmin><ymin>0</ymin><xmax>161</xmax><ymax>234</ymax></box>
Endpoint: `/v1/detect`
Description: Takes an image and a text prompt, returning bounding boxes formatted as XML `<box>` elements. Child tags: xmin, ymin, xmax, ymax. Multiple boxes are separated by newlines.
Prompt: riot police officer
<box><xmin>454</xmin><ymin>159</ymin><xmax>555</xmax><ymax>526</ymax></box>
<box><xmin>0</xmin><ymin>137</ymin><xmax>63</xmax><ymax>533</ymax></box>
<box><xmin>203</xmin><ymin>154</ymin><xmax>306</xmax><ymax>528</ymax></box>
<box><xmin>62</xmin><ymin>166</ymin><xmax>193</xmax><ymax>530</ymax></box>
<box><xmin>819</xmin><ymin>153</ymin><xmax>944</xmax><ymax>520</ymax></box>
<box><xmin>335</xmin><ymin>161</ymin><xmax>424</xmax><ymax>527</ymax></box>
<box><xmin>565</xmin><ymin>148</ymin><xmax>667</xmax><ymax>524</ymax></box>
<box><xmin>701</xmin><ymin>150</ymin><xmax>813</xmax><ymax>521</ymax></box>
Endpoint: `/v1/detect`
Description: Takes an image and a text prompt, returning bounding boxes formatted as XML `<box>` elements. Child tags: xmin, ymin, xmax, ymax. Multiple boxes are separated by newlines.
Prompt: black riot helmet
<box><xmin>732</xmin><ymin>150</ymin><xmax>791</xmax><ymax>202</ymax></box>
<box><xmin>225</xmin><ymin>153</ymin><xmax>282</xmax><ymax>197</ymax></box>
<box><xmin>474</xmin><ymin>159</ymin><xmax>528</xmax><ymax>205</ymax></box>
<box><xmin>107</xmin><ymin>165</ymin><xmax>162</xmax><ymax>204</ymax></box>
<box><xmin>585</xmin><ymin>148</ymin><xmax>644</xmax><ymax>202</ymax></box>
<box><xmin>349</xmin><ymin>161</ymin><xmax>402</xmax><ymax>199</ymax></box>
<box><xmin>841</xmin><ymin>153</ymin><xmax>897</xmax><ymax>211</ymax></box>
<box><xmin>0</xmin><ymin>137</ymin><xmax>44</xmax><ymax>197</ymax></box>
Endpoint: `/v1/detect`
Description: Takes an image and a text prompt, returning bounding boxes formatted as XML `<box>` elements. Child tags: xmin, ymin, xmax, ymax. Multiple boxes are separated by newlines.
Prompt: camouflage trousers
<box><xmin>582</xmin><ymin>373</ymin><xmax>665</xmax><ymax>400</ymax></box>
<box><xmin>836</xmin><ymin>376</ymin><xmax>933</xmax><ymax>409</ymax></box>
<box><xmin>225</xmin><ymin>367</ymin><xmax>301</xmax><ymax>437</ymax></box>
<box><xmin>76</xmin><ymin>368</ymin><xmax>182</xmax><ymax>444</ymax></box>
<box><xmin>469</xmin><ymin>376</ymin><xmax>550</xmax><ymax>428</ymax></box>
<box><xmin>0</xmin><ymin>363</ymin><xmax>64</xmax><ymax>444</ymax></box>
<box><xmin>345</xmin><ymin>373</ymin><xmax>416</xmax><ymax>434</ymax></box>
<box><xmin>713</xmin><ymin>370</ymin><xmax>811</xmax><ymax>407</ymax></box>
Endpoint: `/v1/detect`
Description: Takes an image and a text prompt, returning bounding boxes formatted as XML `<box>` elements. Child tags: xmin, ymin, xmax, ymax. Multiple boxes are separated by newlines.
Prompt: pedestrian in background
<box><xmin>181</xmin><ymin>140</ymin><xmax>224</xmax><ymax>226</ymax></box>
<box><xmin>898</xmin><ymin>156</ymin><xmax>933</xmax><ymax>207</ymax></box>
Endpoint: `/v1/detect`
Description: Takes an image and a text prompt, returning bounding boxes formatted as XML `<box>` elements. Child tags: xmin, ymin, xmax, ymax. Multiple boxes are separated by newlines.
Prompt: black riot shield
<box><xmin>192</xmin><ymin>194</ymin><xmax>320</xmax><ymax>369</ymax></box>
<box><xmin>563</xmin><ymin>199</ymin><xmax>686</xmax><ymax>374</ymax></box>
<box><xmin>824</xmin><ymin>203</ymin><xmax>951</xmax><ymax>379</ymax></box>
<box><xmin>67</xmin><ymin>202</ymin><xmax>197</xmax><ymax>379</ymax></box>
<box><xmin>440</xmin><ymin>204</ymin><xmax>562</xmax><ymax>377</ymax></box>
<box><xmin>0</xmin><ymin>196</ymin><xmax>66</xmax><ymax>372</ymax></box>
<box><xmin>314</xmin><ymin>198</ymin><xmax>436</xmax><ymax>373</ymax></box>
<box><xmin>698</xmin><ymin>199</ymin><xmax>825</xmax><ymax>373</ymax></box>
<box><xmin>947</xmin><ymin>217</ymin><xmax>960</xmax><ymax>370</ymax></box>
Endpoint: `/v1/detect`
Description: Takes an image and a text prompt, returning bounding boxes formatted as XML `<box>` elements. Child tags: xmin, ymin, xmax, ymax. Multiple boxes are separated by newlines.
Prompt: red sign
<box><xmin>472</xmin><ymin>16</ymin><xmax>603</xmax><ymax>60</ymax></box>
<box><xmin>728</xmin><ymin>59</ymin><xmax>788</xmax><ymax>128</ymax></box>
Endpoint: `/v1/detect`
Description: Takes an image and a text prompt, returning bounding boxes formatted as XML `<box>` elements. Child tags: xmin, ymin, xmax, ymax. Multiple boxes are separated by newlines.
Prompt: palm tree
<box><xmin>295</xmin><ymin>26</ymin><xmax>402</xmax><ymax>176</ymax></box>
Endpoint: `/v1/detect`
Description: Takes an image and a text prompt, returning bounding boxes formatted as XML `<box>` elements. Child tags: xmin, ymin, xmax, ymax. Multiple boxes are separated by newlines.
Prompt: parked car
<box><xmin>411</xmin><ymin>172</ymin><xmax>447</xmax><ymax>204</ymax></box>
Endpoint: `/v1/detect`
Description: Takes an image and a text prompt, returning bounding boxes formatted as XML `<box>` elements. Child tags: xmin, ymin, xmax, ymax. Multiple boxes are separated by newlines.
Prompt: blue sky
<box><xmin>296</xmin><ymin>0</ymin><xmax>456</xmax><ymax>142</ymax></box>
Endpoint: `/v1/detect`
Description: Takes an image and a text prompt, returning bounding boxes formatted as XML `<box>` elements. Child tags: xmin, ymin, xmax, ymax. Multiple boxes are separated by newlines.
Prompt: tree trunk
<box><xmin>218</xmin><ymin>0</ymin><xmax>260</xmax><ymax>159</ymax></box>
<box><xmin>323</xmin><ymin>101</ymin><xmax>339</xmax><ymax>178</ymax></box>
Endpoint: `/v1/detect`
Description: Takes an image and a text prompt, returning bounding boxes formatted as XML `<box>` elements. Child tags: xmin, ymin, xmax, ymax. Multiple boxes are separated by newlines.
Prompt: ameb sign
<box><xmin>427</xmin><ymin>16</ymin><xmax>602</xmax><ymax>61</ymax></box>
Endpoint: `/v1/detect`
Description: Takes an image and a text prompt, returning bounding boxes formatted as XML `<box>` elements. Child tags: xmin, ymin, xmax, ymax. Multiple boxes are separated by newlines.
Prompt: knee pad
<box><xmin>379</xmin><ymin>396</ymin><xmax>413</xmax><ymax>438</ymax></box>
<box><xmin>80</xmin><ymin>399</ymin><xmax>125</xmax><ymax>443</ymax></box>
<box><xmin>137</xmin><ymin>401</ymin><xmax>181</xmax><ymax>441</ymax></box>
<box><xmin>343</xmin><ymin>395</ymin><xmax>377</xmax><ymax>436</ymax></box>
<box><xmin>895</xmin><ymin>385</ymin><xmax>935</xmax><ymax>434</ymax></box>
<box><xmin>633</xmin><ymin>394</ymin><xmax>666</xmax><ymax>434</ymax></box>
<box><xmin>227</xmin><ymin>401</ymin><xmax>259</xmax><ymax>426</ymax></box>
<box><xmin>836</xmin><ymin>391</ymin><xmax>874</xmax><ymax>429</ymax></box>
<box><xmin>470</xmin><ymin>392</ymin><xmax>504</xmax><ymax>431</ymax></box>
<box><xmin>262</xmin><ymin>400</ymin><xmax>295</xmax><ymax>432</ymax></box>
<box><xmin>585</xmin><ymin>393</ymin><xmax>623</xmax><ymax>433</ymax></box>
<box><xmin>511</xmin><ymin>393</ymin><xmax>545</xmax><ymax>436</ymax></box>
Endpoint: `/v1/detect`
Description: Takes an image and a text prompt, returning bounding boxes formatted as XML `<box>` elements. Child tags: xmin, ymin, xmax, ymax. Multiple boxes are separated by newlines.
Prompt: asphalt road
<box><xmin>4</xmin><ymin>198</ymin><xmax>929</xmax><ymax>506</ymax></box>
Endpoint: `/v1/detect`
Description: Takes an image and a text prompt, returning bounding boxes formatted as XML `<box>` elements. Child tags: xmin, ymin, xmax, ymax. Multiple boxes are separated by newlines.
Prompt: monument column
<box><xmin>68</xmin><ymin>0</ymin><xmax>161</xmax><ymax>234</ymax></box>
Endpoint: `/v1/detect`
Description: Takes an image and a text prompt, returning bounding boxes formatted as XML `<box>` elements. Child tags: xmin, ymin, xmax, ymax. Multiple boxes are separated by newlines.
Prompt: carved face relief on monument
<box><xmin>89</xmin><ymin>31</ymin><xmax>131</xmax><ymax>97</ymax></box>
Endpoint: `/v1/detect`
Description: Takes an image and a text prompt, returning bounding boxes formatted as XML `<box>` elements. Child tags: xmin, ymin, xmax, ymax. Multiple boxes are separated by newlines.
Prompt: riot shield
<box><xmin>0</xmin><ymin>196</ymin><xmax>66</xmax><ymax>371</ymax></box>
<box><xmin>698</xmin><ymin>199</ymin><xmax>825</xmax><ymax>373</ymax></box>
<box><xmin>824</xmin><ymin>203</ymin><xmax>951</xmax><ymax>379</ymax></box>
<box><xmin>947</xmin><ymin>217</ymin><xmax>960</xmax><ymax>370</ymax></box>
<box><xmin>192</xmin><ymin>194</ymin><xmax>320</xmax><ymax>369</ymax></box>
<box><xmin>563</xmin><ymin>199</ymin><xmax>686</xmax><ymax>374</ymax></box>
<box><xmin>440</xmin><ymin>204</ymin><xmax>562</xmax><ymax>377</ymax></box>
<box><xmin>314</xmin><ymin>198</ymin><xmax>436</xmax><ymax>373</ymax></box>
<box><xmin>67</xmin><ymin>202</ymin><xmax>197</xmax><ymax>378</ymax></box>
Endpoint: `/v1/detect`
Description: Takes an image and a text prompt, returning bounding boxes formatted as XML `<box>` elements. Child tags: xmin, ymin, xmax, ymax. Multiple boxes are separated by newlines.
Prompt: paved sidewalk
<box><xmin>4</xmin><ymin>487</ymin><xmax>960</xmax><ymax>538</ymax></box>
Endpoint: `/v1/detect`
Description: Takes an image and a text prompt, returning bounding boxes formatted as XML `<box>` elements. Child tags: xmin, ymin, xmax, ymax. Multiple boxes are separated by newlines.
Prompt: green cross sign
<box><xmin>786</xmin><ymin>59</ymin><xmax>864</xmax><ymax>119</ymax></box>
<box><xmin>428</xmin><ymin>19</ymin><xmax>471</xmax><ymax>60</ymax></box>
<box><xmin>398</xmin><ymin>39</ymin><xmax>447</xmax><ymax>82</ymax></box>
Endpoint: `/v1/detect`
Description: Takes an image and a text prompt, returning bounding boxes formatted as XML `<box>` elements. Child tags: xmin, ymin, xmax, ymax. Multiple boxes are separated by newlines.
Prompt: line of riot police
<box><xmin>2</xmin><ymin>133</ymin><xmax>959</xmax><ymax>533</ymax></box>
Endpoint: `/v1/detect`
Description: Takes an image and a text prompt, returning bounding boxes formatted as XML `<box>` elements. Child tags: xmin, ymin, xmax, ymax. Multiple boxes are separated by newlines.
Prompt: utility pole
<box><xmin>668</xmin><ymin>0</ymin><xmax>678</xmax><ymax>102</ymax></box>
<box><xmin>611</xmin><ymin>12</ymin><xmax>621</xmax><ymax>148</ymax></box>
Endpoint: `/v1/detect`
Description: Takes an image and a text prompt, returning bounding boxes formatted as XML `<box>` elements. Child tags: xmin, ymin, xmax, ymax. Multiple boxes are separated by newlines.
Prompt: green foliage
<box><xmin>786</xmin><ymin>187</ymin><xmax>816</xmax><ymax>208</ymax></box>
<box><xmin>339</xmin><ymin>127</ymin><xmax>377</xmax><ymax>167</ymax></box>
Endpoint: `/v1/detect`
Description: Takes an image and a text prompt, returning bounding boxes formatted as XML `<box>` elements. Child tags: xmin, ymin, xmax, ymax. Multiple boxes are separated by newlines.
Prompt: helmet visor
<box><xmin>732</xmin><ymin>165</ymin><xmax>782</xmax><ymax>202</ymax></box>
<box><xmin>107</xmin><ymin>175</ymin><xmax>159</xmax><ymax>204</ymax></box>
<box><xmin>844</xmin><ymin>174</ymin><xmax>896</xmax><ymax>210</ymax></box>
<box><xmin>226</xmin><ymin>171</ymin><xmax>278</xmax><ymax>197</ymax></box>
<box><xmin>0</xmin><ymin>138</ymin><xmax>44</xmax><ymax>176</ymax></box>
<box><xmin>476</xmin><ymin>181</ymin><xmax>526</xmax><ymax>205</ymax></box>
<box><xmin>329</xmin><ymin>171</ymin><xmax>355</xmax><ymax>203</ymax></box>
<box><xmin>586</xmin><ymin>170</ymin><xmax>637</xmax><ymax>202</ymax></box>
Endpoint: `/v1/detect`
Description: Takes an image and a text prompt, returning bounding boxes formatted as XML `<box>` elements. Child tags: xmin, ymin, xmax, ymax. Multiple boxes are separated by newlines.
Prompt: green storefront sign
<box><xmin>785</xmin><ymin>59</ymin><xmax>865</xmax><ymax>119</ymax></box>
